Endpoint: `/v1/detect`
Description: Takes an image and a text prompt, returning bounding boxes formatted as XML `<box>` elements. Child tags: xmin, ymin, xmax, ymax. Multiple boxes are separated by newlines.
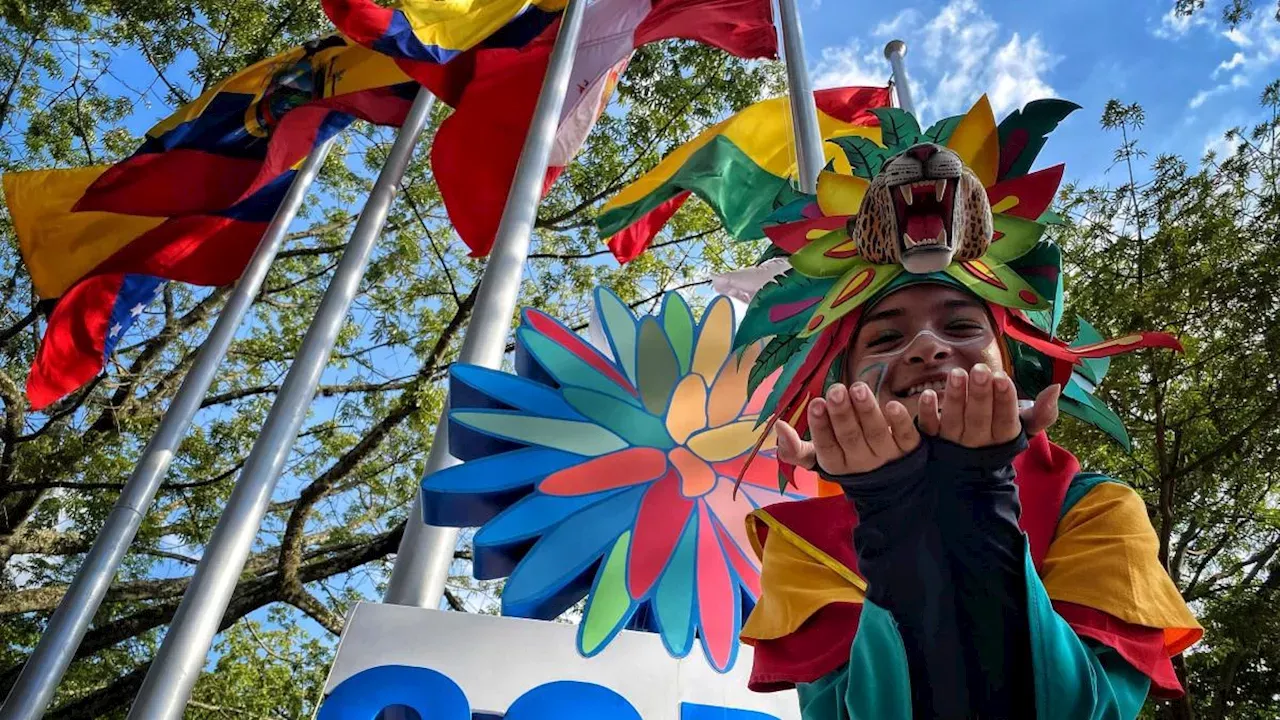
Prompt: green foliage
<box><xmin>996</xmin><ymin>99</ymin><xmax>1080</xmax><ymax>180</ymax></box>
<box><xmin>921</xmin><ymin>114</ymin><xmax>963</xmax><ymax>145</ymax></box>
<box><xmin>830</xmin><ymin>135</ymin><xmax>890</xmax><ymax>178</ymax></box>
<box><xmin>1052</xmin><ymin>92</ymin><xmax>1280</xmax><ymax>719</ymax></box>
<box><xmin>0</xmin><ymin>7</ymin><xmax>781</xmax><ymax>718</ymax></box>
<box><xmin>868</xmin><ymin>107</ymin><xmax>921</xmax><ymax>151</ymax></box>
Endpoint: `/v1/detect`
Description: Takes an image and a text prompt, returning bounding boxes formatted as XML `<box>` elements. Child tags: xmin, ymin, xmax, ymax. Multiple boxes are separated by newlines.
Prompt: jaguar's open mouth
<box><xmin>891</xmin><ymin>177</ymin><xmax>957</xmax><ymax>255</ymax></box>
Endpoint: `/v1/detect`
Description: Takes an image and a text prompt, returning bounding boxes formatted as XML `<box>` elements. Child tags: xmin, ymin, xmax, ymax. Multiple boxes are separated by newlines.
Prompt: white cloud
<box><xmin>1153</xmin><ymin>7</ymin><xmax>1210</xmax><ymax>39</ymax></box>
<box><xmin>1189</xmin><ymin>74</ymin><xmax>1249</xmax><ymax>109</ymax></box>
<box><xmin>872</xmin><ymin>8</ymin><xmax>922</xmax><ymax>39</ymax></box>
<box><xmin>1186</xmin><ymin>13</ymin><xmax>1280</xmax><ymax>110</ymax></box>
<box><xmin>813</xmin><ymin>0</ymin><xmax>1060</xmax><ymax>122</ymax></box>
<box><xmin>1224</xmin><ymin>27</ymin><xmax>1253</xmax><ymax>47</ymax></box>
<box><xmin>1214</xmin><ymin>51</ymin><xmax>1247</xmax><ymax>77</ymax></box>
<box><xmin>811</xmin><ymin>42</ymin><xmax>892</xmax><ymax>89</ymax></box>
<box><xmin>918</xmin><ymin>0</ymin><xmax>1058</xmax><ymax>118</ymax></box>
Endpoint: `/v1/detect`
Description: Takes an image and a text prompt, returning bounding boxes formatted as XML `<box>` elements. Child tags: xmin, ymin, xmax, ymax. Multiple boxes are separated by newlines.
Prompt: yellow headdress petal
<box><xmin>946</xmin><ymin>94</ymin><xmax>1000</xmax><ymax>187</ymax></box>
<box><xmin>816</xmin><ymin>171</ymin><xmax>869</xmax><ymax>216</ymax></box>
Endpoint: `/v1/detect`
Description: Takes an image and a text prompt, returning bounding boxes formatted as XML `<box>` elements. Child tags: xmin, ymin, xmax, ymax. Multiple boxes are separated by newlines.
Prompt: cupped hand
<box><xmin>775</xmin><ymin>382</ymin><xmax>921</xmax><ymax>476</ymax></box>
<box><xmin>916</xmin><ymin>364</ymin><xmax>1060</xmax><ymax>447</ymax></box>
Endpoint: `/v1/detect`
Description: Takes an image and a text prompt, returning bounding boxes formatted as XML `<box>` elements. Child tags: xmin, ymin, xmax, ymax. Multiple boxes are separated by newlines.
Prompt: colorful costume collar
<box><xmin>739</xmin><ymin>435</ymin><xmax>1201</xmax><ymax>698</ymax></box>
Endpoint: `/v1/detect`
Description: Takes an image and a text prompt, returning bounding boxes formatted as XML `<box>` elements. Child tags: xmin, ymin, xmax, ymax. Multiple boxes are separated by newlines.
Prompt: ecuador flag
<box><xmin>6</xmin><ymin>36</ymin><xmax>417</xmax><ymax>409</ymax></box>
<box><xmin>598</xmin><ymin>86</ymin><xmax>892</xmax><ymax>263</ymax></box>
<box><xmin>322</xmin><ymin>0</ymin><xmax>565</xmax><ymax>69</ymax></box>
<box><xmin>72</xmin><ymin>35</ymin><xmax>417</xmax><ymax>219</ymax></box>
<box><xmin>421</xmin><ymin>0</ymin><xmax>781</xmax><ymax>257</ymax></box>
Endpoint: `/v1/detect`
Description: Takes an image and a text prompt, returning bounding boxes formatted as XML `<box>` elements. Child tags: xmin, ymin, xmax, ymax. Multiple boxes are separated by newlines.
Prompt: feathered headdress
<box><xmin>734</xmin><ymin>95</ymin><xmax>1182</xmax><ymax>489</ymax></box>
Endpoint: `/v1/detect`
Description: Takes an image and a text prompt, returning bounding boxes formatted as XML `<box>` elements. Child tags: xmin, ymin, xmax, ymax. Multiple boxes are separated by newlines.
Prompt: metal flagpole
<box><xmin>124</xmin><ymin>88</ymin><xmax>438</xmax><ymax>720</ymax></box>
<box><xmin>884</xmin><ymin>40</ymin><xmax>916</xmax><ymax>117</ymax></box>
<box><xmin>777</xmin><ymin>0</ymin><xmax>825</xmax><ymax>194</ymax></box>
<box><xmin>0</xmin><ymin>137</ymin><xmax>337</xmax><ymax>720</ymax></box>
<box><xmin>382</xmin><ymin>0</ymin><xmax>589</xmax><ymax>609</ymax></box>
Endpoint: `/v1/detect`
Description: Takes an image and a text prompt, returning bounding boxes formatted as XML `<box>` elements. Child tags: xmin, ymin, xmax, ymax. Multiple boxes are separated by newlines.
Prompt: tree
<box><xmin>1053</xmin><ymin>90</ymin><xmax>1280</xmax><ymax>719</ymax></box>
<box><xmin>1172</xmin><ymin>0</ymin><xmax>1276</xmax><ymax>27</ymax></box>
<box><xmin>0</xmin><ymin>3</ymin><xmax>782</xmax><ymax>717</ymax></box>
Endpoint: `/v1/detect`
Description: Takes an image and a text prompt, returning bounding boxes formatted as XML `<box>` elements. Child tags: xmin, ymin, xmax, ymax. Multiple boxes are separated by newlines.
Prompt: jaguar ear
<box><xmin>953</xmin><ymin>170</ymin><xmax>994</xmax><ymax>261</ymax></box>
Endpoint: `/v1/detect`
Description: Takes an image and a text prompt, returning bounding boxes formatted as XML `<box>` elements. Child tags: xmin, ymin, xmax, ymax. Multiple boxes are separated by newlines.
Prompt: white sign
<box><xmin>318</xmin><ymin>602</ymin><xmax>801</xmax><ymax>719</ymax></box>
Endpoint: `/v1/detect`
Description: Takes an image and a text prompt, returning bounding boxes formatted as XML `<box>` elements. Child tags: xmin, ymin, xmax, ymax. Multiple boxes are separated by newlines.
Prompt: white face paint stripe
<box><xmin>859</xmin><ymin>329</ymin><xmax>990</xmax><ymax>361</ymax></box>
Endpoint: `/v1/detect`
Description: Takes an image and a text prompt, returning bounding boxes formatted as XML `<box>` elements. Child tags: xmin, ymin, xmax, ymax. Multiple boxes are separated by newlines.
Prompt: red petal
<box><xmin>540</xmin><ymin>447</ymin><xmax>668</xmax><ymax>496</ymax></box>
<box><xmin>523</xmin><ymin>309</ymin><xmax>637</xmax><ymax>394</ymax></box>
<box><xmin>714</xmin><ymin>516</ymin><xmax>761</xmax><ymax>599</ymax></box>
<box><xmin>696</xmin><ymin>508</ymin><xmax>737</xmax><ymax>671</ymax></box>
<box><xmin>627</xmin><ymin>468</ymin><xmax>693</xmax><ymax>598</ymax></box>
<box><xmin>987</xmin><ymin>164</ymin><xmax>1065</xmax><ymax>220</ymax></box>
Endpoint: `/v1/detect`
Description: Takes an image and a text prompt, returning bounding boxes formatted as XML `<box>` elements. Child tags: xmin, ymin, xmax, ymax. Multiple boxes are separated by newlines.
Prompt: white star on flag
<box><xmin>108</xmin><ymin>324</ymin><xmax>122</xmax><ymax>338</ymax></box>
<box><xmin>130</xmin><ymin>303</ymin><xmax>144</xmax><ymax>317</ymax></box>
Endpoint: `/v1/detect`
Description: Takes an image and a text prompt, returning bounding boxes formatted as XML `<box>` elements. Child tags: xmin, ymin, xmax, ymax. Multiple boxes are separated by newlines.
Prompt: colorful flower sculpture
<box><xmin>421</xmin><ymin>288</ymin><xmax>825</xmax><ymax>672</ymax></box>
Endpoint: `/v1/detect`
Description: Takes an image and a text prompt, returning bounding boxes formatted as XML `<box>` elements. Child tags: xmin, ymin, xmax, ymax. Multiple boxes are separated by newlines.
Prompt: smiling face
<box><xmin>844</xmin><ymin>284</ymin><xmax>1004</xmax><ymax>417</ymax></box>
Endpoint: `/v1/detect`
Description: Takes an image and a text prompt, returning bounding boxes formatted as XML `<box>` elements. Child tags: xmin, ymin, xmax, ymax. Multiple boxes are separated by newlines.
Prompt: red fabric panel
<box><xmin>1056</xmin><ymin>600</ymin><xmax>1185</xmax><ymax>699</ymax></box>
<box><xmin>634</xmin><ymin>0</ymin><xmax>778</xmax><ymax>58</ymax></box>
<box><xmin>27</xmin><ymin>274</ymin><xmax>124</xmax><ymax>409</ymax></box>
<box><xmin>813</xmin><ymin>86</ymin><xmax>893</xmax><ymax>124</ymax></box>
<box><xmin>607</xmin><ymin>191</ymin><xmax>692</xmax><ymax>263</ymax></box>
<box><xmin>748</xmin><ymin>602</ymin><xmax>863</xmax><ymax>692</ymax></box>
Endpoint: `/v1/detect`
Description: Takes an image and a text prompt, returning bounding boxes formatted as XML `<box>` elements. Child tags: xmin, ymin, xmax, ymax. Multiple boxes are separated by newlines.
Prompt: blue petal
<box><xmin>501</xmin><ymin>486</ymin><xmax>646</xmax><ymax>619</ymax></box>
<box><xmin>473</xmin><ymin>489</ymin><xmax>627</xmax><ymax>580</ymax></box>
<box><xmin>450</xmin><ymin>365</ymin><xmax>584</xmax><ymax>421</ymax></box>
<box><xmin>421</xmin><ymin>448</ymin><xmax>581</xmax><ymax>527</ymax></box>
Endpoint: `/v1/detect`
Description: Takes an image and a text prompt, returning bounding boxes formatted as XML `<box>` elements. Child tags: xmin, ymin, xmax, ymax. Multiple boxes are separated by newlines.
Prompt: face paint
<box><xmin>859</xmin><ymin>328</ymin><xmax>991</xmax><ymax>361</ymax></box>
<box><xmin>856</xmin><ymin>362</ymin><xmax>888</xmax><ymax>396</ymax></box>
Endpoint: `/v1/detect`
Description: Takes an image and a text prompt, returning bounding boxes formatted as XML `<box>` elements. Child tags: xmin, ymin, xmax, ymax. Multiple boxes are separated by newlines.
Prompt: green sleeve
<box><xmin>1025</xmin><ymin>550</ymin><xmax>1151</xmax><ymax>720</ymax></box>
<box><xmin>794</xmin><ymin>552</ymin><xmax>1151</xmax><ymax>720</ymax></box>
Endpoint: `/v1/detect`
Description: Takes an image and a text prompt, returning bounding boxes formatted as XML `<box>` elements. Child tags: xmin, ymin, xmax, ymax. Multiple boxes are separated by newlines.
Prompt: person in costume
<box><xmin>731</xmin><ymin>97</ymin><xmax>1201</xmax><ymax>719</ymax></box>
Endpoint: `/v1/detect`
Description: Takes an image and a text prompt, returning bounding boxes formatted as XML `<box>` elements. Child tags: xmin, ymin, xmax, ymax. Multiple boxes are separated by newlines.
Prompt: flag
<box><xmin>322</xmin><ymin>0</ymin><xmax>565</xmax><ymax>68</ymax></box>
<box><xmin>6</xmin><ymin>36</ymin><xmax>416</xmax><ymax>409</ymax></box>
<box><xmin>73</xmin><ymin>35</ymin><xmax>417</xmax><ymax>218</ymax></box>
<box><xmin>418</xmin><ymin>0</ymin><xmax>780</xmax><ymax>257</ymax></box>
<box><xmin>598</xmin><ymin>86</ymin><xmax>892</xmax><ymax>263</ymax></box>
<box><xmin>6</xmin><ymin>167</ymin><xmax>302</xmax><ymax>409</ymax></box>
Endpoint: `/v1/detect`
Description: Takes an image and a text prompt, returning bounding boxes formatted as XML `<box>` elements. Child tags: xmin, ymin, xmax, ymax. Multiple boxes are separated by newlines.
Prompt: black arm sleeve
<box><xmin>823</xmin><ymin>445</ymin><xmax>970</xmax><ymax>718</ymax></box>
<box><xmin>930</xmin><ymin>433</ymin><xmax>1037</xmax><ymax>719</ymax></box>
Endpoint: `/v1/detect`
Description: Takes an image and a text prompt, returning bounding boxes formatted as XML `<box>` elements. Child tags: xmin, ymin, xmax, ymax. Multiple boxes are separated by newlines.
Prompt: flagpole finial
<box><xmin>883</xmin><ymin>39</ymin><xmax>916</xmax><ymax>118</ymax></box>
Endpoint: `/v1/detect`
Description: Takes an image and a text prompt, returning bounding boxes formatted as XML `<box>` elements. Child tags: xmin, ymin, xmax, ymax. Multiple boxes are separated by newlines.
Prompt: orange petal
<box><xmin>667</xmin><ymin>374</ymin><xmax>709</xmax><ymax>444</ymax></box>
<box><xmin>540</xmin><ymin>447</ymin><xmax>669</xmax><ymax>496</ymax></box>
<box><xmin>707</xmin><ymin>342</ymin><xmax>762</xmax><ymax>427</ymax></box>
<box><xmin>670</xmin><ymin>446</ymin><xmax>717</xmax><ymax>498</ymax></box>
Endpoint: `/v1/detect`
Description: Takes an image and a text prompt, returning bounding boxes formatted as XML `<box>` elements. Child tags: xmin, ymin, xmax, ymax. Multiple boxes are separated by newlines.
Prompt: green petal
<box><xmin>637</xmin><ymin>317</ymin><xmax>680</xmax><ymax>415</ymax></box>
<box><xmin>944</xmin><ymin>260</ymin><xmax>1049</xmax><ymax>311</ymax></box>
<box><xmin>452</xmin><ymin>412</ymin><xmax>629</xmax><ymax>457</ymax></box>
<box><xmin>661</xmin><ymin>293</ymin><xmax>695</xmax><ymax>375</ymax></box>
<box><xmin>521</xmin><ymin>330</ymin><xmax>641</xmax><ymax>407</ymax></box>
<box><xmin>561</xmin><ymin>386</ymin><xmax>674</xmax><ymax>450</ymax></box>
<box><xmin>790</xmin><ymin>229</ymin><xmax>860</xmax><ymax>278</ymax></box>
<box><xmin>579</xmin><ymin>532</ymin><xmax>637</xmax><ymax>656</ymax></box>
<box><xmin>799</xmin><ymin>262</ymin><xmax>902</xmax><ymax>338</ymax></box>
<box><xmin>985</xmin><ymin>215</ymin><xmax>1047</xmax><ymax>264</ymax></box>
<box><xmin>596</xmin><ymin>288</ymin><xmax>640</xmax><ymax>385</ymax></box>
<box><xmin>1062</xmin><ymin>383</ymin><xmax>1131</xmax><ymax>451</ymax></box>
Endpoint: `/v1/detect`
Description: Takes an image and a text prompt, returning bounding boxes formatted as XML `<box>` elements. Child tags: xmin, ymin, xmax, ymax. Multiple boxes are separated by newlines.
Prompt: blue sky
<box><xmin>797</xmin><ymin>0</ymin><xmax>1278</xmax><ymax>185</ymax></box>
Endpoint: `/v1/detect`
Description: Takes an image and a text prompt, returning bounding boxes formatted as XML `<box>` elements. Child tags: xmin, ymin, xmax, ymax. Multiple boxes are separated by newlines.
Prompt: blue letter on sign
<box><xmin>682</xmin><ymin>702</ymin><xmax>782</xmax><ymax>720</ymax></box>
<box><xmin>505</xmin><ymin>681</ymin><xmax>642</xmax><ymax>720</ymax></box>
